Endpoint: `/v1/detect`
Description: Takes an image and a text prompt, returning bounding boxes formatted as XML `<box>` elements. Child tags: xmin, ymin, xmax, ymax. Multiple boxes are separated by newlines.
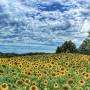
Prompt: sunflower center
<box><xmin>17</xmin><ymin>81</ymin><xmax>23</xmax><ymax>85</ymax></box>
<box><xmin>32</xmin><ymin>86</ymin><xmax>36</xmax><ymax>90</ymax></box>
<box><xmin>2</xmin><ymin>84</ymin><xmax>7</xmax><ymax>88</ymax></box>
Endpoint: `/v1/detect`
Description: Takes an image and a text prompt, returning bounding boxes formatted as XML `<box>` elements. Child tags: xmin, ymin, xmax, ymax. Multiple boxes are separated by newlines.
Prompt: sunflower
<box><xmin>42</xmin><ymin>64</ymin><xmax>45</xmax><ymax>67</ymax></box>
<box><xmin>49</xmin><ymin>57</ymin><xmax>53</xmax><ymax>61</ymax></box>
<box><xmin>76</xmin><ymin>65</ymin><xmax>79</xmax><ymax>69</ymax></box>
<box><xmin>43</xmin><ymin>71</ymin><xmax>47</xmax><ymax>74</ymax></box>
<box><xmin>65</xmin><ymin>62</ymin><xmax>69</xmax><ymax>66</ymax></box>
<box><xmin>67</xmin><ymin>73</ymin><xmax>71</xmax><ymax>77</ymax></box>
<box><xmin>82</xmin><ymin>72</ymin><xmax>86</xmax><ymax>77</ymax></box>
<box><xmin>56</xmin><ymin>72</ymin><xmax>60</xmax><ymax>76</ymax></box>
<box><xmin>78</xmin><ymin>87</ymin><xmax>83</xmax><ymax>90</ymax></box>
<box><xmin>51</xmin><ymin>72</ymin><xmax>56</xmax><ymax>77</ymax></box>
<box><xmin>39</xmin><ymin>73</ymin><xmax>42</xmax><ymax>77</ymax></box>
<box><xmin>24</xmin><ymin>79</ymin><xmax>30</xmax><ymax>85</ymax></box>
<box><xmin>72</xmin><ymin>63</ymin><xmax>76</xmax><ymax>66</ymax></box>
<box><xmin>0</xmin><ymin>83</ymin><xmax>8</xmax><ymax>90</ymax></box>
<box><xmin>60</xmin><ymin>67</ymin><xmax>65</xmax><ymax>71</ymax></box>
<box><xmin>29</xmin><ymin>85</ymin><xmax>38</xmax><ymax>90</ymax></box>
<box><xmin>39</xmin><ymin>59</ymin><xmax>42</xmax><ymax>63</ymax></box>
<box><xmin>48</xmin><ymin>64</ymin><xmax>53</xmax><ymax>69</ymax></box>
<box><xmin>32</xmin><ymin>82</ymin><xmax>36</xmax><ymax>85</ymax></box>
<box><xmin>47</xmin><ymin>73</ymin><xmax>50</xmax><ymax>76</ymax></box>
<box><xmin>2</xmin><ymin>64</ymin><xmax>6</xmax><ymax>68</ymax></box>
<box><xmin>31</xmin><ymin>62</ymin><xmax>34</xmax><ymax>66</ymax></box>
<box><xmin>54</xmin><ymin>84</ymin><xmax>59</xmax><ymax>88</ymax></box>
<box><xmin>40</xmin><ymin>66</ymin><xmax>44</xmax><ymax>70</ymax></box>
<box><xmin>51</xmin><ymin>61</ymin><xmax>55</xmax><ymax>65</ymax></box>
<box><xmin>21</xmin><ymin>71</ymin><xmax>24</xmax><ymax>74</ymax></box>
<box><xmin>34</xmin><ymin>65</ymin><xmax>38</xmax><ymax>69</ymax></box>
<box><xmin>66</xmin><ymin>69</ymin><xmax>69</xmax><ymax>72</ymax></box>
<box><xmin>18</xmin><ymin>64</ymin><xmax>22</xmax><ymax>69</ymax></box>
<box><xmin>24</xmin><ymin>71</ymin><xmax>27</xmax><ymax>76</ymax></box>
<box><xmin>79</xmin><ymin>80</ymin><xmax>85</xmax><ymax>85</ymax></box>
<box><xmin>27</xmin><ymin>61</ymin><xmax>30</xmax><ymax>64</ymax></box>
<box><xmin>14</xmin><ymin>62</ymin><xmax>18</xmax><ymax>65</ymax></box>
<box><xmin>83</xmin><ymin>67</ymin><xmax>87</xmax><ymax>71</ymax></box>
<box><xmin>0</xmin><ymin>69</ymin><xmax>4</xmax><ymax>74</ymax></box>
<box><xmin>61</xmin><ymin>71</ymin><xmax>65</xmax><ymax>76</ymax></box>
<box><xmin>17</xmin><ymin>80</ymin><xmax>23</xmax><ymax>86</ymax></box>
<box><xmin>37</xmin><ymin>70</ymin><xmax>40</xmax><ymax>74</ymax></box>
<box><xmin>62</xmin><ymin>85</ymin><xmax>69</xmax><ymax>90</ymax></box>
<box><xmin>84</xmin><ymin>73</ymin><xmax>90</xmax><ymax>79</ymax></box>
<box><xmin>26</xmin><ymin>65</ymin><xmax>30</xmax><ymax>68</ymax></box>
<box><xmin>59</xmin><ymin>65</ymin><xmax>62</xmax><ymax>69</ymax></box>
<box><xmin>26</xmin><ymin>72</ymin><xmax>31</xmax><ymax>77</ymax></box>
<box><xmin>75</xmin><ymin>71</ymin><xmax>79</xmax><ymax>75</ymax></box>
<box><xmin>85</xmin><ymin>87</ymin><xmax>89</xmax><ymax>90</ymax></box>
<box><xmin>74</xmin><ymin>85</ymin><xmax>78</xmax><ymax>88</ymax></box>
<box><xmin>68</xmin><ymin>79</ymin><xmax>74</xmax><ymax>85</ymax></box>
<box><xmin>9</xmin><ymin>64</ymin><xmax>12</xmax><ymax>68</ymax></box>
<box><xmin>44</xmin><ymin>80</ymin><xmax>48</xmax><ymax>85</ymax></box>
<box><xmin>29</xmin><ymin>70</ymin><xmax>33</xmax><ymax>73</ymax></box>
<box><xmin>81</xmin><ymin>64</ymin><xmax>84</xmax><ymax>67</ymax></box>
<box><xmin>54</xmin><ymin>62</ymin><xmax>58</xmax><ymax>66</ymax></box>
<box><xmin>21</xmin><ymin>78</ymin><xmax>25</xmax><ymax>82</ymax></box>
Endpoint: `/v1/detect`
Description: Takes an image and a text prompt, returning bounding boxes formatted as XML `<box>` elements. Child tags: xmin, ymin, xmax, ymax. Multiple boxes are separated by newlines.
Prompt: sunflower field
<box><xmin>0</xmin><ymin>53</ymin><xmax>90</xmax><ymax>90</ymax></box>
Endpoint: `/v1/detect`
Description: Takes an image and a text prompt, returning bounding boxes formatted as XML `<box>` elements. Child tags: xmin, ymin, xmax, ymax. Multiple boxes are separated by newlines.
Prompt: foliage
<box><xmin>79</xmin><ymin>38</ymin><xmax>90</xmax><ymax>55</ymax></box>
<box><xmin>79</xmin><ymin>31</ymin><xmax>90</xmax><ymax>55</ymax></box>
<box><xmin>56</xmin><ymin>31</ymin><xmax>90</xmax><ymax>55</ymax></box>
<box><xmin>0</xmin><ymin>52</ymin><xmax>47</xmax><ymax>58</ymax></box>
<box><xmin>56</xmin><ymin>40</ymin><xmax>78</xmax><ymax>53</ymax></box>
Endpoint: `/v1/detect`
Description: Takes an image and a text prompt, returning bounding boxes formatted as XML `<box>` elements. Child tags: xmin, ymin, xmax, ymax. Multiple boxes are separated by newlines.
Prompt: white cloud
<box><xmin>0</xmin><ymin>0</ymin><xmax>90</xmax><ymax>52</ymax></box>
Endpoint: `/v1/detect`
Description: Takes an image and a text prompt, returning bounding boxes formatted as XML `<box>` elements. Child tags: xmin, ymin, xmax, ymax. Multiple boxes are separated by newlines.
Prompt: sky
<box><xmin>0</xmin><ymin>0</ymin><xmax>90</xmax><ymax>53</ymax></box>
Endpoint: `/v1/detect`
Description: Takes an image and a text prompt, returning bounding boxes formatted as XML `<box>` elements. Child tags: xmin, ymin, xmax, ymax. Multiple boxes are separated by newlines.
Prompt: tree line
<box><xmin>56</xmin><ymin>31</ymin><xmax>90</xmax><ymax>55</ymax></box>
<box><xmin>0</xmin><ymin>52</ymin><xmax>49</xmax><ymax>58</ymax></box>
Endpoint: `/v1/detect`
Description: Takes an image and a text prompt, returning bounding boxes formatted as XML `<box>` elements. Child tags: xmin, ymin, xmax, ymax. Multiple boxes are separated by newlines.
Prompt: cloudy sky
<box><xmin>0</xmin><ymin>0</ymin><xmax>90</xmax><ymax>53</ymax></box>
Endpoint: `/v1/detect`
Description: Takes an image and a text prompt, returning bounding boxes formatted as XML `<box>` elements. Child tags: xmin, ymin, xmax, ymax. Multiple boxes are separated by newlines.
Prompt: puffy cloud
<box><xmin>0</xmin><ymin>0</ymin><xmax>90</xmax><ymax>53</ymax></box>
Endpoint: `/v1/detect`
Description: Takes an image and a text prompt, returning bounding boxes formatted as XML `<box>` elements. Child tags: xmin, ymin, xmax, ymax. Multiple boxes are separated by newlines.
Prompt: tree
<box><xmin>88</xmin><ymin>31</ymin><xmax>90</xmax><ymax>37</ymax></box>
<box><xmin>62</xmin><ymin>40</ymin><xmax>77</xmax><ymax>53</ymax></box>
<box><xmin>56</xmin><ymin>46</ymin><xmax>60</xmax><ymax>53</ymax></box>
<box><xmin>56</xmin><ymin>40</ymin><xmax>77</xmax><ymax>53</ymax></box>
<box><xmin>79</xmin><ymin>31</ymin><xmax>90</xmax><ymax>55</ymax></box>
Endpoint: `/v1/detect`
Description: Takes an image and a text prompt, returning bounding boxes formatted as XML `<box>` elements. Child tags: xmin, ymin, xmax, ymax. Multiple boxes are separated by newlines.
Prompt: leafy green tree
<box><xmin>56</xmin><ymin>46</ymin><xmax>60</xmax><ymax>53</ymax></box>
<box><xmin>79</xmin><ymin>31</ymin><xmax>90</xmax><ymax>55</ymax></box>
<box><xmin>62</xmin><ymin>40</ymin><xmax>77</xmax><ymax>53</ymax></box>
<box><xmin>56</xmin><ymin>40</ymin><xmax>77</xmax><ymax>53</ymax></box>
<box><xmin>88</xmin><ymin>31</ymin><xmax>90</xmax><ymax>37</ymax></box>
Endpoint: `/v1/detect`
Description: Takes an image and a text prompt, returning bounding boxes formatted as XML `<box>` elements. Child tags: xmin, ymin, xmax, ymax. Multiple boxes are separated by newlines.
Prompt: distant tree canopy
<box><xmin>0</xmin><ymin>52</ymin><xmax>47</xmax><ymax>58</ymax></box>
<box><xmin>78</xmin><ymin>31</ymin><xmax>90</xmax><ymax>55</ymax></box>
<box><xmin>56</xmin><ymin>31</ymin><xmax>90</xmax><ymax>55</ymax></box>
<box><xmin>56</xmin><ymin>40</ymin><xmax>77</xmax><ymax>53</ymax></box>
<box><xmin>88</xmin><ymin>31</ymin><xmax>90</xmax><ymax>37</ymax></box>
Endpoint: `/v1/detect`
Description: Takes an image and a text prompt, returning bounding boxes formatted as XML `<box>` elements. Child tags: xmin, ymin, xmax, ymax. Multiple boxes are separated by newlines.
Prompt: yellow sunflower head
<box><xmin>62</xmin><ymin>85</ymin><xmax>69</xmax><ymax>90</ymax></box>
<box><xmin>29</xmin><ymin>85</ymin><xmax>38</xmax><ymax>90</ymax></box>
<box><xmin>54</xmin><ymin>83</ymin><xmax>59</xmax><ymax>88</ymax></box>
<box><xmin>0</xmin><ymin>83</ymin><xmax>8</xmax><ymax>90</ymax></box>
<box><xmin>79</xmin><ymin>80</ymin><xmax>85</xmax><ymax>85</ymax></box>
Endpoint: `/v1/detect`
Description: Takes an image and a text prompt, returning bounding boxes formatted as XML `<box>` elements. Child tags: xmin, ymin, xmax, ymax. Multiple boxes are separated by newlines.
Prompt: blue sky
<box><xmin>0</xmin><ymin>0</ymin><xmax>90</xmax><ymax>53</ymax></box>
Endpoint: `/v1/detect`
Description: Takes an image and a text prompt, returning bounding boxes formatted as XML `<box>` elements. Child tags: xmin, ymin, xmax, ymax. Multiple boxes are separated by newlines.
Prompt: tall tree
<box><xmin>56</xmin><ymin>40</ymin><xmax>77</xmax><ymax>53</ymax></box>
<box><xmin>56</xmin><ymin>46</ymin><xmax>60</xmax><ymax>53</ymax></box>
<box><xmin>79</xmin><ymin>31</ymin><xmax>90</xmax><ymax>55</ymax></box>
<box><xmin>88</xmin><ymin>31</ymin><xmax>90</xmax><ymax>37</ymax></box>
